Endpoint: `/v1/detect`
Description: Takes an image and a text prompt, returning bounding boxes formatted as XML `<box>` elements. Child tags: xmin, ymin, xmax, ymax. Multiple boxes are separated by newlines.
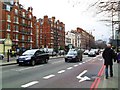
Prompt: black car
<box><xmin>17</xmin><ymin>49</ymin><xmax>49</xmax><ymax>66</ymax></box>
<box><xmin>65</xmin><ymin>49</ymin><xmax>83</xmax><ymax>62</ymax></box>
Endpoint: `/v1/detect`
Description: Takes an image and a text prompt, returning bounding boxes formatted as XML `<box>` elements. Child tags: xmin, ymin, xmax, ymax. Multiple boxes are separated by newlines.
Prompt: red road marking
<box><xmin>90</xmin><ymin>64</ymin><xmax>105</xmax><ymax>90</ymax></box>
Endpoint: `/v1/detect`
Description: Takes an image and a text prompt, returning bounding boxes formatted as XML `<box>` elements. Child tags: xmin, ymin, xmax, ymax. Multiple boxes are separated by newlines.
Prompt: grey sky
<box><xmin>19</xmin><ymin>0</ymin><xmax>111</xmax><ymax>41</ymax></box>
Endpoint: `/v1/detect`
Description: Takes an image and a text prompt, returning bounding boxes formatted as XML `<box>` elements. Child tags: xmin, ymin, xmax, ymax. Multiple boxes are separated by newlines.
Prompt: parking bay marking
<box><xmin>21</xmin><ymin>81</ymin><xmax>39</xmax><ymax>88</ymax></box>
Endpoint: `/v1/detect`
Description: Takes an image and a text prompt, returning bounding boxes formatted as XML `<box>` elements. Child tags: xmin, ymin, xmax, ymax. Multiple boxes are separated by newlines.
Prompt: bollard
<box><xmin>7</xmin><ymin>49</ymin><xmax>10</xmax><ymax>62</ymax></box>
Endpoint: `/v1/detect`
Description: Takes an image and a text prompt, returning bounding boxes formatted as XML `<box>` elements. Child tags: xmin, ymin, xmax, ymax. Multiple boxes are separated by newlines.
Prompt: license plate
<box><xmin>19</xmin><ymin>61</ymin><xmax>23</xmax><ymax>62</ymax></box>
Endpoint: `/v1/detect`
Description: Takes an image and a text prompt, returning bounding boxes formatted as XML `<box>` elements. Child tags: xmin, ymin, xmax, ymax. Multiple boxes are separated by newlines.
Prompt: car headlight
<box><xmin>25</xmin><ymin>57</ymin><xmax>31</xmax><ymax>60</ymax></box>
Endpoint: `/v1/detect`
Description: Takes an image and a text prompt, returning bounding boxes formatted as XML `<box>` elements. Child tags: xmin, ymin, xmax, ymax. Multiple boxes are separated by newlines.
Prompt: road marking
<box><xmin>83</xmin><ymin>62</ymin><xmax>85</xmax><ymax>64</ymax></box>
<box><xmin>77</xmin><ymin>70</ymin><xmax>90</xmax><ymax>83</ymax></box>
<box><xmin>67</xmin><ymin>67</ymin><xmax>73</xmax><ymax>70</ymax></box>
<box><xmin>58</xmin><ymin>70</ymin><xmax>65</xmax><ymax>74</ymax></box>
<box><xmin>77</xmin><ymin>70</ymin><xmax>88</xmax><ymax>79</ymax></box>
<box><xmin>52</xmin><ymin>61</ymin><xmax>63</xmax><ymax>64</ymax></box>
<box><xmin>74</xmin><ymin>65</ymin><xmax>78</xmax><ymax>67</ymax></box>
<box><xmin>21</xmin><ymin>81</ymin><xmax>39</xmax><ymax>88</ymax></box>
<box><xmin>79</xmin><ymin>63</ymin><xmax>82</xmax><ymax>65</ymax></box>
<box><xmin>43</xmin><ymin>74</ymin><xmax>55</xmax><ymax>79</ymax></box>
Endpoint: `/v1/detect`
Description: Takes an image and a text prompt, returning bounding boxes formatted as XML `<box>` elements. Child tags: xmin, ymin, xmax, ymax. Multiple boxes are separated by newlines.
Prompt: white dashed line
<box><xmin>57</xmin><ymin>70</ymin><xmax>65</xmax><ymax>74</ymax></box>
<box><xmin>43</xmin><ymin>74</ymin><xmax>55</xmax><ymax>79</ymax></box>
<box><xmin>83</xmin><ymin>62</ymin><xmax>85</xmax><ymax>64</ymax></box>
<box><xmin>79</xmin><ymin>63</ymin><xmax>82</xmax><ymax>65</ymax></box>
<box><xmin>74</xmin><ymin>65</ymin><xmax>78</xmax><ymax>67</ymax></box>
<box><xmin>52</xmin><ymin>61</ymin><xmax>63</xmax><ymax>64</ymax></box>
<box><xmin>67</xmin><ymin>67</ymin><xmax>73</xmax><ymax>70</ymax></box>
<box><xmin>21</xmin><ymin>81</ymin><xmax>39</xmax><ymax>88</ymax></box>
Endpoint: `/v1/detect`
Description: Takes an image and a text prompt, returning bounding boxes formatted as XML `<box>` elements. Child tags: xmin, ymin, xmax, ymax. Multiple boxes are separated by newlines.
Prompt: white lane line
<box><xmin>43</xmin><ymin>74</ymin><xmax>55</xmax><ymax>79</ymax></box>
<box><xmin>74</xmin><ymin>65</ymin><xmax>78</xmax><ymax>67</ymax></box>
<box><xmin>57</xmin><ymin>70</ymin><xmax>65</xmax><ymax>74</ymax></box>
<box><xmin>67</xmin><ymin>67</ymin><xmax>73</xmax><ymax>70</ymax></box>
<box><xmin>79</xmin><ymin>63</ymin><xmax>82</xmax><ymax>65</ymax></box>
<box><xmin>52</xmin><ymin>60</ymin><xmax>63</xmax><ymax>64</ymax></box>
<box><xmin>21</xmin><ymin>81</ymin><xmax>39</xmax><ymax>88</ymax></box>
<box><xmin>83</xmin><ymin>62</ymin><xmax>85</xmax><ymax>64</ymax></box>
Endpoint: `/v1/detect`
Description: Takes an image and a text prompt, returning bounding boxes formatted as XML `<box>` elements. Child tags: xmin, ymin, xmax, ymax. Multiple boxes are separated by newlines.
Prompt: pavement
<box><xmin>98</xmin><ymin>62</ymin><xmax>120</xmax><ymax>89</ymax></box>
<box><xmin>0</xmin><ymin>55</ymin><xmax>119</xmax><ymax>89</ymax></box>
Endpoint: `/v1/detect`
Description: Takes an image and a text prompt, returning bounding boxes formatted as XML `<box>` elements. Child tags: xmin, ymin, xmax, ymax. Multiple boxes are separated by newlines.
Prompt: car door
<box><xmin>35</xmin><ymin>51</ymin><xmax>41</xmax><ymax>63</ymax></box>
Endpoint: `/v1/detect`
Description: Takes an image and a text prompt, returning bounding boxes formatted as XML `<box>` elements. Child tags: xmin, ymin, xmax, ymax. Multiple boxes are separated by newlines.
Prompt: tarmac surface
<box><xmin>0</xmin><ymin>55</ymin><xmax>119</xmax><ymax>89</ymax></box>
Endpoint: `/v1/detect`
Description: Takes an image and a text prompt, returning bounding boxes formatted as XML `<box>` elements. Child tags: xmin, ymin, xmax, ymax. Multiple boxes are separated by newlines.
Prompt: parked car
<box><xmin>58</xmin><ymin>50</ymin><xmax>65</xmax><ymax>55</ymax></box>
<box><xmin>84</xmin><ymin>50</ymin><xmax>89</xmax><ymax>55</ymax></box>
<box><xmin>88</xmin><ymin>50</ymin><xmax>96</xmax><ymax>57</ymax></box>
<box><xmin>65</xmin><ymin>49</ymin><xmax>83</xmax><ymax>62</ymax></box>
<box><xmin>17</xmin><ymin>49</ymin><xmax>49</xmax><ymax>66</ymax></box>
<box><xmin>0</xmin><ymin>54</ymin><xmax>4</xmax><ymax>60</ymax></box>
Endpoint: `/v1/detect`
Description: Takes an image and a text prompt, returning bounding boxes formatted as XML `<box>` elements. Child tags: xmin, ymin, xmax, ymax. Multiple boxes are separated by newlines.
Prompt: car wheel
<box><xmin>65</xmin><ymin>59</ymin><xmax>68</xmax><ymax>62</ymax></box>
<box><xmin>18</xmin><ymin>63</ymin><xmax>22</xmax><ymax>66</ymax></box>
<box><xmin>31</xmin><ymin>60</ymin><xmax>35</xmax><ymax>66</ymax></box>
<box><xmin>45</xmin><ymin>59</ymin><xmax>48</xmax><ymax>63</ymax></box>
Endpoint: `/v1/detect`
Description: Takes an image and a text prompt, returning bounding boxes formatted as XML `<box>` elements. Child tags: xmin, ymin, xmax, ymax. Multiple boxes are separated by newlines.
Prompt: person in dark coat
<box><xmin>102</xmin><ymin>44</ymin><xmax>116</xmax><ymax>79</ymax></box>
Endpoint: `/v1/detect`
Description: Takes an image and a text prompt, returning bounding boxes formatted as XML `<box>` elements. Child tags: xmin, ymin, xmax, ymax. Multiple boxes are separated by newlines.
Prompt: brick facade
<box><xmin>1</xmin><ymin>1</ymin><xmax>37</xmax><ymax>51</ymax></box>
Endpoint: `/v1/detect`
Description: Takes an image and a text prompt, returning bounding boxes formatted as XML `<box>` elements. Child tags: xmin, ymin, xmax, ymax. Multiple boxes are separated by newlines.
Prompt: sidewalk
<box><xmin>0</xmin><ymin>55</ymin><xmax>65</xmax><ymax>66</ymax></box>
<box><xmin>98</xmin><ymin>62</ymin><xmax>119</xmax><ymax>89</ymax></box>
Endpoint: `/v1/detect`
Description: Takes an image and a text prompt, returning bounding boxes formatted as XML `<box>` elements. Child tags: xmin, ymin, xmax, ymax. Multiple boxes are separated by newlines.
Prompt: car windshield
<box><xmin>67</xmin><ymin>51</ymin><xmax>77</xmax><ymax>55</ymax></box>
<box><xmin>22</xmin><ymin>50</ymin><xmax>37</xmax><ymax>56</ymax></box>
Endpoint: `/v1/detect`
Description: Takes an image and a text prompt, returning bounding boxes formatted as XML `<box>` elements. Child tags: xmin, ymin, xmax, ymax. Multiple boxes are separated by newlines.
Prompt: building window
<box><xmin>16</xmin><ymin>34</ymin><xmax>18</xmax><ymax>40</ymax></box>
<box><xmin>14</xmin><ymin>16</ymin><xmax>18</xmax><ymax>23</ymax></box>
<box><xmin>7</xmin><ymin>15</ymin><xmax>11</xmax><ymax>22</ymax></box>
<box><xmin>15</xmin><ymin>9</ymin><xmax>18</xmax><ymax>15</ymax></box>
<box><xmin>7</xmin><ymin>24</ymin><xmax>11</xmax><ymax>30</ymax></box>
<box><xmin>29</xmin><ymin>15</ymin><xmax>32</xmax><ymax>19</ymax></box>
<box><xmin>14</xmin><ymin>25</ymin><xmax>18</xmax><ymax>31</ymax></box>
<box><xmin>22</xmin><ymin>43</ymin><xmax>24</xmax><ymax>47</ymax></box>
<box><xmin>22</xmin><ymin>12</ymin><xmax>25</xmax><ymax>17</ymax></box>
<box><xmin>6</xmin><ymin>5</ymin><xmax>10</xmax><ymax>11</ymax></box>
<box><xmin>22</xmin><ymin>19</ymin><xmax>25</xmax><ymax>24</ymax></box>
<box><xmin>31</xmin><ymin>22</ymin><xmax>32</xmax><ymax>27</ymax></box>
<box><xmin>22</xmin><ymin>35</ymin><xmax>24</xmax><ymax>40</ymax></box>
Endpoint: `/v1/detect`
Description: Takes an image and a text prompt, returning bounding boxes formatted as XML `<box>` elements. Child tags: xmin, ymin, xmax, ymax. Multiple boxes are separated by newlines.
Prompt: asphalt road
<box><xmin>2</xmin><ymin>55</ymin><xmax>103</xmax><ymax>89</ymax></box>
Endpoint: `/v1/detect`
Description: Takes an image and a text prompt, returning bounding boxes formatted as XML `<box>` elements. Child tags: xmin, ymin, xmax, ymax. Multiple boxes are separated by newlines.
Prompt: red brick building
<box><xmin>36</xmin><ymin>16</ymin><xmax>65</xmax><ymax>51</ymax></box>
<box><xmin>1</xmin><ymin>1</ymin><xmax>36</xmax><ymax>51</ymax></box>
<box><xmin>1</xmin><ymin>1</ymin><xmax>65</xmax><ymax>53</ymax></box>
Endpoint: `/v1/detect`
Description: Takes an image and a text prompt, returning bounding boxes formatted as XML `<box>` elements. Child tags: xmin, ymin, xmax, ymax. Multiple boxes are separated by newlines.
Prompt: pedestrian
<box><xmin>102</xmin><ymin>44</ymin><xmax>116</xmax><ymax>79</ymax></box>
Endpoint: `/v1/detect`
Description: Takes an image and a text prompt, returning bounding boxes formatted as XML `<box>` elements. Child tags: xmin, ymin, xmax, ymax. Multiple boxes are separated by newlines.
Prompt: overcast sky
<box><xmin>19</xmin><ymin>0</ymin><xmax>111</xmax><ymax>41</ymax></box>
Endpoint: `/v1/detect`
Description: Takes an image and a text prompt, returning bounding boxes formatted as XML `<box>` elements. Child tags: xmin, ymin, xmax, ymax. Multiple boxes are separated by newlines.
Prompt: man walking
<box><xmin>102</xmin><ymin>44</ymin><xmax>116</xmax><ymax>79</ymax></box>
